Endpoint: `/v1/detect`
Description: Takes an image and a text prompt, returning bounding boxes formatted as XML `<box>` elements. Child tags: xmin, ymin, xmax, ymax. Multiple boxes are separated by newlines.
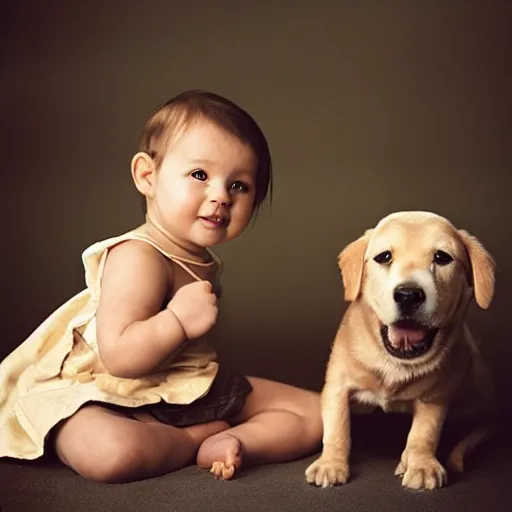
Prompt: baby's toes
<box><xmin>210</xmin><ymin>461</ymin><xmax>236</xmax><ymax>480</ymax></box>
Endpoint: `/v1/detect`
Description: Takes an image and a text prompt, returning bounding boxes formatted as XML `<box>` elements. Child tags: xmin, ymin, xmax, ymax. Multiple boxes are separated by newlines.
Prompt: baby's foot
<box><xmin>197</xmin><ymin>432</ymin><xmax>243</xmax><ymax>480</ymax></box>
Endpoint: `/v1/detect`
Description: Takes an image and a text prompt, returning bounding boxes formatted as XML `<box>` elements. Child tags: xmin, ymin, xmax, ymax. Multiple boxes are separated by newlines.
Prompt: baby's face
<box><xmin>149</xmin><ymin>120</ymin><xmax>257</xmax><ymax>252</ymax></box>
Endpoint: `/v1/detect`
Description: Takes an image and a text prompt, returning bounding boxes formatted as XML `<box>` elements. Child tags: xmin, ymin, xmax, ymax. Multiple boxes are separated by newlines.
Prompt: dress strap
<box><xmin>168</xmin><ymin>257</ymin><xmax>204</xmax><ymax>282</ymax></box>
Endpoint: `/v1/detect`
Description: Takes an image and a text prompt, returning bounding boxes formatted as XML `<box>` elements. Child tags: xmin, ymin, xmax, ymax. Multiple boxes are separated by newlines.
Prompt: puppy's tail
<box><xmin>446</xmin><ymin>424</ymin><xmax>494</xmax><ymax>473</ymax></box>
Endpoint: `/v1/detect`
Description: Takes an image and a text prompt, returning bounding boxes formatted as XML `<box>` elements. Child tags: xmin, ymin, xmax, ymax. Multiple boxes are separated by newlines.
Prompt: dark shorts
<box><xmin>121</xmin><ymin>367</ymin><xmax>252</xmax><ymax>427</ymax></box>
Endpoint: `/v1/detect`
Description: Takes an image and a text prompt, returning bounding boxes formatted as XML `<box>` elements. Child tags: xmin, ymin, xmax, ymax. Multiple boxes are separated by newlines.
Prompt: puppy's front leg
<box><xmin>395</xmin><ymin>400</ymin><xmax>448</xmax><ymax>490</ymax></box>
<box><xmin>305</xmin><ymin>376</ymin><xmax>351</xmax><ymax>488</ymax></box>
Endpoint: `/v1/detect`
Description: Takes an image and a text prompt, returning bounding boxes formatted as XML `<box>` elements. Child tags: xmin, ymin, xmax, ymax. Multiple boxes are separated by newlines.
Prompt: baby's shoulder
<box><xmin>109</xmin><ymin>237</ymin><xmax>162</xmax><ymax>255</ymax></box>
<box><xmin>105</xmin><ymin>238</ymin><xmax>172</xmax><ymax>277</ymax></box>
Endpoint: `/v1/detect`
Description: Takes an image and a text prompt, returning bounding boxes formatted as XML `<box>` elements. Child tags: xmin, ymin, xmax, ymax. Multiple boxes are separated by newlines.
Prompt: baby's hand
<box><xmin>167</xmin><ymin>281</ymin><xmax>218</xmax><ymax>340</ymax></box>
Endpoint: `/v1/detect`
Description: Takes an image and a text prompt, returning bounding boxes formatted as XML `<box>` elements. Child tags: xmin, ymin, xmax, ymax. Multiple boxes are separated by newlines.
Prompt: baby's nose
<box><xmin>208</xmin><ymin>184</ymin><xmax>231</xmax><ymax>206</ymax></box>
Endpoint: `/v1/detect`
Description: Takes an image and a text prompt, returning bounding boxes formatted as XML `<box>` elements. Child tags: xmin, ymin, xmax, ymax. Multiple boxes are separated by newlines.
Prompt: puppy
<box><xmin>305</xmin><ymin>211</ymin><xmax>496</xmax><ymax>490</ymax></box>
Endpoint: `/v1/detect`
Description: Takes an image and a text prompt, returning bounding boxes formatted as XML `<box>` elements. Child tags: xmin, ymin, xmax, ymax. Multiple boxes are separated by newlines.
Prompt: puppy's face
<box><xmin>339</xmin><ymin>212</ymin><xmax>495</xmax><ymax>365</ymax></box>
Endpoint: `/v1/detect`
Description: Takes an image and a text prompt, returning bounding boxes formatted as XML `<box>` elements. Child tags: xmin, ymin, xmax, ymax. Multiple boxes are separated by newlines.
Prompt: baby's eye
<box><xmin>230</xmin><ymin>181</ymin><xmax>249</xmax><ymax>193</ymax></box>
<box><xmin>191</xmin><ymin>169</ymin><xmax>207</xmax><ymax>181</ymax></box>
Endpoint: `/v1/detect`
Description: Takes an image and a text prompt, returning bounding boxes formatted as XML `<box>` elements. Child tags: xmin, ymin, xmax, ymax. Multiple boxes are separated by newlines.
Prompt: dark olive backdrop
<box><xmin>2</xmin><ymin>1</ymin><xmax>510</xmax><ymax>407</ymax></box>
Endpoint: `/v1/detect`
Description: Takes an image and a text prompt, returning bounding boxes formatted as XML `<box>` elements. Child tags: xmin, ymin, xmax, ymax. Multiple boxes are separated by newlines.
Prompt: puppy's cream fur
<box><xmin>305</xmin><ymin>211</ymin><xmax>496</xmax><ymax>490</ymax></box>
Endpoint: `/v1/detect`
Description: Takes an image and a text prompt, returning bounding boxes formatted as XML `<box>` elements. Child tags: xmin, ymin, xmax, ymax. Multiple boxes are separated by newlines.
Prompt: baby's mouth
<box><xmin>199</xmin><ymin>215</ymin><xmax>228</xmax><ymax>227</ymax></box>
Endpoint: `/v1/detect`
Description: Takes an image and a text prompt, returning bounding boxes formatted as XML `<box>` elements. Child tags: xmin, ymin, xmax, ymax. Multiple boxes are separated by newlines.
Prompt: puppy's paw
<box><xmin>394</xmin><ymin>460</ymin><xmax>406</xmax><ymax>477</ymax></box>
<box><xmin>305</xmin><ymin>456</ymin><xmax>350</xmax><ymax>488</ymax></box>
<box><xmin>396</xmin><ymin>451</ymin><xmax>447</xmax><ymax>490</ymax></box>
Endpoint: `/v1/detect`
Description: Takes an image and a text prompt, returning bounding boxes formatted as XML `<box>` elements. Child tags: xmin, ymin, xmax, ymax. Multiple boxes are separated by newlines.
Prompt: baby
<box><xmin>0</xmin><ymin>90</ymin><xmax>322</xmax><ymax>483</ymax></box>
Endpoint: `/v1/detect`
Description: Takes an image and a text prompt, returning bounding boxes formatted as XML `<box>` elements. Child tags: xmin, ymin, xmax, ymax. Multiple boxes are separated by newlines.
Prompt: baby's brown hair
<box><xmin>137</xmin><ymin>90</ymin><xmax>272</xmax><ymax>211</ymax></box>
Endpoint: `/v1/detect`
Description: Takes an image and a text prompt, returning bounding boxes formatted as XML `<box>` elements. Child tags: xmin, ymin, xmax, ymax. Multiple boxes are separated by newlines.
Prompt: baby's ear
<box><xmin>131</xmin><ymin>152</ymin><xmax>157</xmax><ymax>198</ymax></box>
<box><xmin>337</xmin><ymin>229</ymin><xmax>373</xmax><ymax>302</ymax></box>
<box><xmin>458</xmin><ymin>229</ymin><xmax>496</xmax><ymax>309</ymax></box>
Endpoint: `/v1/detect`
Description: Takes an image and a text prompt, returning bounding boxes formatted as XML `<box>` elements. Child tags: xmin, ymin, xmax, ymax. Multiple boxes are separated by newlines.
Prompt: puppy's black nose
<box><xmin>393</xmin><ymin>285</ymin><xmax>426</xmax><ymax>312</ymax></box>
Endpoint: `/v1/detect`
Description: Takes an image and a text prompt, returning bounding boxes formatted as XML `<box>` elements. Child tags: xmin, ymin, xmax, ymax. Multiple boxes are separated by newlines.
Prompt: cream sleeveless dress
<box><xmin>0</xmin><ymin>227</ymin><xmax>220</xmax><ymax>460</ymax></box>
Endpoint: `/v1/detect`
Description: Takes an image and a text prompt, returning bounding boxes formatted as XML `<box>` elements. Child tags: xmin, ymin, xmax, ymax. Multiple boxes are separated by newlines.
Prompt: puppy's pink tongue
<box><xmin>388</xmin><ymin>326</ymin><xmax>427</xmax><ymax>349</ymax></box>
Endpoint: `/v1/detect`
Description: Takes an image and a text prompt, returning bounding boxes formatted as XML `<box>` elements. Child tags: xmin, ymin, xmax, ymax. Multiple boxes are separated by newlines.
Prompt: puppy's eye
<box><xmin>433</xmin><ymin>250</ymin><xmax>453</xmax><ymax>265</ymax></box>
<box><xmin>374</xmin><ymin>251</ymin><xmax>392</xmax><ymax>264</ymax></box>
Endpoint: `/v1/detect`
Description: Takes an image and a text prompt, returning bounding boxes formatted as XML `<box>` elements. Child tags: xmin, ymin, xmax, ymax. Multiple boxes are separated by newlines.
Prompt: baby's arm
<box><xmin>95</xmin><ymin>240</ymin><xmax>217</xmax><ymax>378</ymax></box>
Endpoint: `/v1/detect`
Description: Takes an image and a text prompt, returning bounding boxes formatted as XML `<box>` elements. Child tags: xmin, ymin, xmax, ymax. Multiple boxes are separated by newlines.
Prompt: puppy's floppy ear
<box><xmin>458</xmin><ymin>229</ymin><xmax>496</xmax><ymax>309</ymax></box>
<box><xmin>338</xmin><ymin>229</ymin><xmax>373</xmax><ymax>302</ymax></box>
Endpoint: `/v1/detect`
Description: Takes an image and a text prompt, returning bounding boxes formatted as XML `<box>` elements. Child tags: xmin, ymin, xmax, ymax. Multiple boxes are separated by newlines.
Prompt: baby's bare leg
<box><xmin>196</xmin><ymin>377</ymin><xmax>322</xmax><ymax>479</ymax></box>
<box><xmin>54</xmin><ymin>404</ymin><xmax>228</xmax><ymax>483</ymax></box>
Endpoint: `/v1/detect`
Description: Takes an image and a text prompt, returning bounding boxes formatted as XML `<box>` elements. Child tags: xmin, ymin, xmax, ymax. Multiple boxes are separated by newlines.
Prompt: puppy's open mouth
<box><xmin>380</xmin><ymin>320</ymin><xmax>438</xmax><ymax>360</ymax></box>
